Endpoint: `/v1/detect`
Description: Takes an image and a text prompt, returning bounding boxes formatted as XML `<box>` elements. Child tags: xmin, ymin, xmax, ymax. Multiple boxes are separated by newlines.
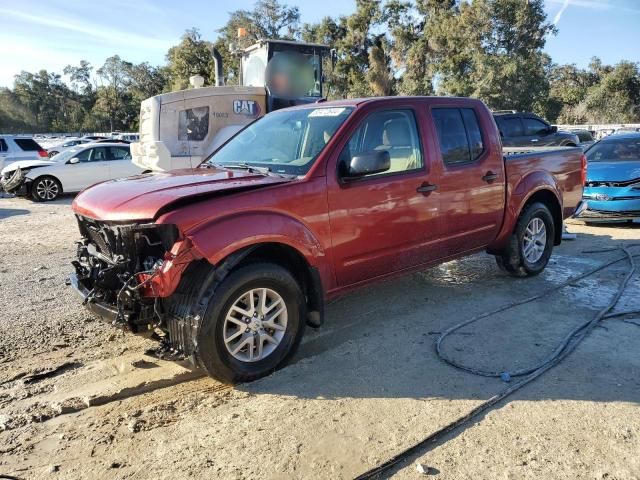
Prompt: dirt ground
<box><xmin>1</xmin><ymin>195</ymin><xmax>639</xmax><ymax>480</ymax></box>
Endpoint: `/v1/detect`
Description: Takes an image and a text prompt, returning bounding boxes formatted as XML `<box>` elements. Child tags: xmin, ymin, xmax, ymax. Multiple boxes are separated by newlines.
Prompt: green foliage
<box><xmin>0</xmin><ymin>0</ymin><xmax>638</xmax><ymax>133</ymax></box>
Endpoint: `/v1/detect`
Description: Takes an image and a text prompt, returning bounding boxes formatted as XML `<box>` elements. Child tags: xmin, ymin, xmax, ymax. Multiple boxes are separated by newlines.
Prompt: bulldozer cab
<box><xmin>131</xmin><ymin>39</ymin><xmax>333</xmax><ymax>173</ymax></box>
<box><xmin>240</xmin><ymin>39</ymin><xmax>331</xmax><ymax>112</ymax></box>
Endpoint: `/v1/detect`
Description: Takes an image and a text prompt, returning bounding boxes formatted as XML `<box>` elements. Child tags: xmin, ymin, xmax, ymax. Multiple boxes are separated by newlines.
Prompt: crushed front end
<box><xmin>69</xmin><ymin>215</ymin><xmax>197</xmax><ymax>336</ymax></box>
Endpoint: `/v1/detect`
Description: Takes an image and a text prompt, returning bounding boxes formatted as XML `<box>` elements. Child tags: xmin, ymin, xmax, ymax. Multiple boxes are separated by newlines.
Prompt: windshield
<box><xmin>206</xmin><ymin>106</ymin><xmax>354</xmax><ymax>175</ymax></box>
<box><xmin>51</xmin><ymin>146</ymin><xmax>84</xmax><ymax>162</ymax></box>
<box><xmin>586</xmin><ymin>138</ymin><xmax>640</xmax><ymax>162</ymax></box>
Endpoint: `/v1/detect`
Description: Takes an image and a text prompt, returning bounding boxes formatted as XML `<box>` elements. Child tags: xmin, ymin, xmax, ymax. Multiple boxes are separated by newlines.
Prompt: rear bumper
<box><xmin>68</xmin><ymin>272</ymin><xmax>119</xmax><ymax>323</ymax></box>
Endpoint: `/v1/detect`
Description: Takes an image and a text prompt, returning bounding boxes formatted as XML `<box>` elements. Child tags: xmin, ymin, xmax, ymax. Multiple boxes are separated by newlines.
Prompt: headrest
<box><xmin>383</xmin><ymin>119</ymin><xmax>411</xmax><ymax>146</ymax></box>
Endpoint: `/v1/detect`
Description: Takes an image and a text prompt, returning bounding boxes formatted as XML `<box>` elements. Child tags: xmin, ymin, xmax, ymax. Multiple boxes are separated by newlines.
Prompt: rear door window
<box><xmin>14</xmin><ymin>138</ymin><xmax>43</xmax><ymax>151</ymax></box>
<box><xmin>432</xmin><ymin>108</ymin><xmax>485</xmax><ymax>166</ymax></box>
<box><xmin>495</xmin><ymin>117</ymin><xmax>524</xmax><ymax>137</ymax></box>
<box><xmin>0</xmin><ymin>139</ymin><xmax>7</xmax><ymax>152</ymax></box>
<box><xmin>432</xmin><ymin>108</ymin><xmax>470</xmax><ymax>165</ymax></box>
<box><xmin>107</xmin><ymin>147</ymin><xmax>131</xmax><ymax>160</ymax></box>
<box><xmin>460</xmin><ymin>109</ymin><xmax>484</xmax><ymax>160</ymax></box>
<box><xmin>523</xmin><ymin>118</ymin><xmax>548</xmax><ymax>136</ymax></box>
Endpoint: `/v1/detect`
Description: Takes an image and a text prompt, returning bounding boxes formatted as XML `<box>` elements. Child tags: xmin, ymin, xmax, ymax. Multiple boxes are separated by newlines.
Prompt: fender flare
<box><xmin>187</xmin><ymin>210</ymin><xmax>326</xmax><ymax>267</ymax></box>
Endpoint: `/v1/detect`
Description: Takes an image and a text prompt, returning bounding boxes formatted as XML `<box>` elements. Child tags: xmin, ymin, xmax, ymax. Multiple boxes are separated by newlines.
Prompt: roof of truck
<box><xmin>282</xmin><ymin>96</ymin><xmax>486</xmax><ymax>110</ymax></box>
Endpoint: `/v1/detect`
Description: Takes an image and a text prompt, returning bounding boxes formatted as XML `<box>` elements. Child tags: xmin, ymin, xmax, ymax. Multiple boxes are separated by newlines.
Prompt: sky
<box><xmin>0</xmin><ymin>0</ymin><xmax>639</xmax><ymax>88</ymax></box>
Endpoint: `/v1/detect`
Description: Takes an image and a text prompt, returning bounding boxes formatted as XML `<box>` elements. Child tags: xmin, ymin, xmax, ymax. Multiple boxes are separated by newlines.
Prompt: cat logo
<box><xmin>233</xmin><ymin>100</ymin><xmax>261</xmax><ymax>117</ymax></box>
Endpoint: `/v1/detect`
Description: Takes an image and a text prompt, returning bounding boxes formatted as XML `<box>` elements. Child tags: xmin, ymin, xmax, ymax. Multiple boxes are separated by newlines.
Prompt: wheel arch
<box><xmin>520</xmin><ymin>188</ymin><xmax>563</xmax><ymax>245</ymax></box>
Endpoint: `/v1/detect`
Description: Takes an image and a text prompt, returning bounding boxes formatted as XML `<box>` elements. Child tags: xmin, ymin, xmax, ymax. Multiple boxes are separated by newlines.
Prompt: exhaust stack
<box><xmin>212</xmin><ymin>48</ymin><xmax>224</xmax><ymax>87</ymax></box>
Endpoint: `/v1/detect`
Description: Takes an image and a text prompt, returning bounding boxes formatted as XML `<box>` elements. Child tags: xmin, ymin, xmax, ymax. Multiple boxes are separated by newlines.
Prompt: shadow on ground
<box><xmin>239</xmin><ymin>227</ymin><xmax>640</xmax><ymax>407</ymax></box>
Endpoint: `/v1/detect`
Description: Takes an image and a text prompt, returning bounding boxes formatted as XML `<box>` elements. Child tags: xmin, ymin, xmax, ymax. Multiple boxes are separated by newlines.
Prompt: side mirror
<box><xmin>549</xmin><ymin>125</ymin><xmax>558</xmax><ymax>134</ymax></box>
<box><xmin>68</xmin><ymin>157</ymin><xmax>80</xmax><ymax>164</ymax></box>
<box><xmin>343</xmin><ymin>150</ymin><xmax>390</xmax><ymax>180</ymax></box>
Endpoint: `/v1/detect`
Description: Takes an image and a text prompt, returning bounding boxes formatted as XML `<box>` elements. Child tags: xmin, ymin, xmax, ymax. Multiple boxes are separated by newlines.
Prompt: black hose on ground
<box><xmin>355</xmin><ymin>246</ymin><xmax>638</xmax><ymax>480</ymax></box>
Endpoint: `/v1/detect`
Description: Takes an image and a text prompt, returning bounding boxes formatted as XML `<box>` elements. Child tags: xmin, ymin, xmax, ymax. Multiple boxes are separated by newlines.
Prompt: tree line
<box><xmin>1</xmin><ymin>0</ymin><xmax>639</xmax><ymax>134</ymax></box>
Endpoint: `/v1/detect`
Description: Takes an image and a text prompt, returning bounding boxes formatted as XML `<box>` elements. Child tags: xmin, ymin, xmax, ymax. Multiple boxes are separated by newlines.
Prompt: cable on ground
<box><xmin>355</xmin><ymin>245</ymin><xmax>638</xmax><ymax>479</ymax></box>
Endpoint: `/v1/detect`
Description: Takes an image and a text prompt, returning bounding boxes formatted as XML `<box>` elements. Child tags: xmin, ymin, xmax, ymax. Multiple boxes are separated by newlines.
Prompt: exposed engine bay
<box><xmin>71</xmin><ymin>215</ymin><xmax>185</xmax><ymax>339</ymax></box>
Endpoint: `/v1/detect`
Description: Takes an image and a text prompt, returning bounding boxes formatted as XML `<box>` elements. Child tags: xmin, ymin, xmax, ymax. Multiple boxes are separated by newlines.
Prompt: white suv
<box><xmin>0</xmin><ymin>135</ymin><xmax>48</xmax><ymax>172</ymax></box>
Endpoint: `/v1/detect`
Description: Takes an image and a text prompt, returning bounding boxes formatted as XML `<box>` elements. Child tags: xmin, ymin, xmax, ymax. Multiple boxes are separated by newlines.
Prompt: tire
<box><xmin>31</xmin><ymin>176</ymin><xmax>62</xmax><ymax>202</ymax></box>
<box><xmin>48</xmin><ymin>150</ymin><xmax>58</xmax><ymax>158</ymax></box>
<box><xmin>495</xmin><ymin>202</ymin><xmax>555</xmax><ymax>277</ymax></box>
<box><xmin>196</xmin><ymin>262</ymin><xmax>306</xmax><ymax>384</ymax></box>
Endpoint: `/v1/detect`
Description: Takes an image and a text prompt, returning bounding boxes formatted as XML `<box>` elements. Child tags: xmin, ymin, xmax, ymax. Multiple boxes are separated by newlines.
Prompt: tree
<box><xmin>214</xmin><ymin>0</ymin><xmax>301</xmax><ymax>84</ymax></box>
<box><xmin>166</xmin><ymin>29</ymin><xmax>215</xmax><ymax>90</ymax></box>
<box><xmin>92</xmin><ymin>55</ymin><xmax>133</xmax><ymax>131</ymax></box>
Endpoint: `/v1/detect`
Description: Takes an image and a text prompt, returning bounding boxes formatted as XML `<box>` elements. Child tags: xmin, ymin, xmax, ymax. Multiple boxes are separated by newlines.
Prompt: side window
<box><xmin>460</xmin><ymin>108</ymin><xmax>484</xmax><ymax>160</ymax></box>
<box><xmin>74</xmin><ymin>149</ymin><xmax>92</xmax><ymax>162</ymax></box>
<box><xmin>108</xmin><ymin>147</ymin><xmax>131</xmax><ymax>160</ymax></box>
<box><xmin>0</xmin><ymin>139</ymin><xmax>7</xmax><ymax>152</ymax></box>
<box><xmin>496</xmin><ymin>117</ymin><xmax>524</xmax><ymax>137</ymax></box>
<box><xmin>523</xmin><ymin>118</ymin><xmax>548</xmax><ymax>136</ymax></box>
<box><xmin>432</xmin><ymin>108</ymin><xmax>471</xmax><ymax>165</ymax></box>
<box><xmin>179</xmin><ymin>107</ymin><xmax>209</xmax><ymax>141</ymax></box>
<box><xmin>338</xmin><ymin>109</ymin><xmax>423</xmax><ymax>177</ymax></box>
<box><xmin>88</xmin><ymin>147</ymin><xmax>109</xmax><ymax>161</ymax></box>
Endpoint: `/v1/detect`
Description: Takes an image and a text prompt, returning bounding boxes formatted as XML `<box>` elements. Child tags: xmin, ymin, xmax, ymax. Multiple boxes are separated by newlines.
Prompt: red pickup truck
<box><xmin>70</xmin><ymin>96</ymin><xmax>585</xmax><ymax>383</ymax></box>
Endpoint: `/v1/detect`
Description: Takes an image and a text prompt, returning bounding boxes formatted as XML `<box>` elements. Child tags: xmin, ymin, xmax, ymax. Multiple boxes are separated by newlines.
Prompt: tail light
<box><xmin>38</xmin><ymin>149</ymin><xmax>48</xmax><ymax>158</ymax></box>
<box><xmin>580</xmin><ymin>153</ymin><xmax>587</xmax><ymax>186</ymax></box>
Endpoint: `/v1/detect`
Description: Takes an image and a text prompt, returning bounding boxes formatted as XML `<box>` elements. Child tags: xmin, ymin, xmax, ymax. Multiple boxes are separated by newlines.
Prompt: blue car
<box><xmin>578</xmin><ymin>133</ymin><xmax>640</xmax><ymax>223</ymax></box>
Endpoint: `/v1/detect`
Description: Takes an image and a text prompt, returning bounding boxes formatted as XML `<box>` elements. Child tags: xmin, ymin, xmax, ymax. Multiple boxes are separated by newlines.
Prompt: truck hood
<box><xmin>587</xmin><ymin>160</ymin><xmax>640</xmax><ymax>182</ymax></box>
<box><xmin>72</xmin><ymin>167</ymin><xmax>295</xmax><ymax>222</ymax></box>
<box><xmin>1</xmin><ymin>159</ymin><xmax>56</xmax><ymax>175</ymax></box>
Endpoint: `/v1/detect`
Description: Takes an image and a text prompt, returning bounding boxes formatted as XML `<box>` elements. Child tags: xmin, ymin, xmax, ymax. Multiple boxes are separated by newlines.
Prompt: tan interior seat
<box><xmin>376</xmin><ymin>119</ymin><xmax>418</xmax><ymax>173</ymax></box>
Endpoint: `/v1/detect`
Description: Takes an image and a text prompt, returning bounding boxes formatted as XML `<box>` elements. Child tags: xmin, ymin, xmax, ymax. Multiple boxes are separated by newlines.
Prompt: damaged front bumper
<box><xmin>0</xmin><ymin>168</ymin><xmax>30</xmax><ymax>195</ymax></box>
<box><xmin>70</xmin><ymin>216</ymin><xmax>200</xmax><ymax>338</ymax></box>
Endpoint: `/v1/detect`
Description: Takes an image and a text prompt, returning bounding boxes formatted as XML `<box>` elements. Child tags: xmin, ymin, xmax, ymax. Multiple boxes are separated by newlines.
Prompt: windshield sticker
<box><xmin>309</xmin><ymin>108</ymin><xmax>346</xmax><ymax>117</ymax></box>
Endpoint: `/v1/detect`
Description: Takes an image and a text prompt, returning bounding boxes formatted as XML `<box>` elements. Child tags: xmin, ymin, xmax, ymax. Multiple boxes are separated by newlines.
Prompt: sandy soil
<box><xmin>0</xmin><ymin>195</ymin><xmax>639</xmax><ymax>480</ymax></box>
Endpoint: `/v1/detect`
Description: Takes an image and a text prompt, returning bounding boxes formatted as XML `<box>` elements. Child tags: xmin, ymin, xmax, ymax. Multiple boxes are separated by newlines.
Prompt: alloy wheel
<box><xmin>36</xmin><ymin>178</ymin><xmax>59</xmax><ymax>201</ymax></box>
<box><xmin>522</xmin><ymin>217</ymin><xmax>546</xmax><ymax>263</ymax></box>
<box><xmin>222</xmin><ymin>288</ymin><xmax>288</xmax><ymax>363</ymax></box>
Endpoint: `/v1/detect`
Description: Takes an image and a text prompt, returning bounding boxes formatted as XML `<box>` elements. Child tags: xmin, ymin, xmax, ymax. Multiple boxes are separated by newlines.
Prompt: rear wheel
<box><xmin>31</xmin><ymin>176</ymin><xmax>61</xmax><ymax>202</ymax></box>
<box><xmin>495</xmin><ymin>202</ymin><xmax>555</xmax><ymax>277</ymax></box>
<box><xmin>196</xmin><ymin>263</ymin><xmax>305</xmax><ymax>384</ymax></box>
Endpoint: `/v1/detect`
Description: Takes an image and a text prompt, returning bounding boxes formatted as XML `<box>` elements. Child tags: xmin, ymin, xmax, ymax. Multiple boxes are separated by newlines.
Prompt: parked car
<box><xmin>82</xmin><ymin>135</ymin><xmax>109</xmax><ymax>141</ymax></box>
<box><xmin>47</xmin><ymin>138</ymin><xmax>92</xmax><ymax>157</ymax></box>
<box><xmin>493</xmin><ymin>111</ymin><xmax>579</xmax><ymax>147</ymax></box>
<box><xmin>570</xmin><ymin>129</ymin><xmax>596</xmax><ymax>150</ymax></box>
<box><xmin>576</xmin><ymin>132</ymin><xmax>640</xmax><ymax>223</ymax></box>
<box><xmin>0</xmin><ymin>143</ymin><xmax>142</xmax><ymax>201</ymax></box>
<box><xmin>0</xmin><ymin>135</ymin><xmax>48</xmax><ymax>173</ymax></box>
<box><xmin>611</xmin><ymin>127</ymin><xmax>640</xmax><ymax>136</ymax></box>
<box><xmin>69</xmin><ymin>97</ymin><xmax>585</xmax><ymax>383</ymax></box>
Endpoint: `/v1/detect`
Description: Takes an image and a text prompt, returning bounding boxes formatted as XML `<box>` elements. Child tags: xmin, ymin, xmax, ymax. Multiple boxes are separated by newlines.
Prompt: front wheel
<box><xmin>31</xmin><ymin>176</ymin><xmax>61</xmax><ymax>202</ymax></box>
<box><xmin>495</xmin><ymin>202</ymin><xmax>555</xmax><ymax>277</ymax></box>
<box><xmin>196</xmin><ymin>263</ymin><xmax>306</xmax><ymax>383</ymax></box>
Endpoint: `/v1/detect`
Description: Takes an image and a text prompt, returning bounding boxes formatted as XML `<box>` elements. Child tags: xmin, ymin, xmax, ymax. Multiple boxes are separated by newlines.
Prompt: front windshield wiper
<box><xmin>207</xmin><ymin>162</ymin><xmax>295</xmax><ymax>178</ymax></box>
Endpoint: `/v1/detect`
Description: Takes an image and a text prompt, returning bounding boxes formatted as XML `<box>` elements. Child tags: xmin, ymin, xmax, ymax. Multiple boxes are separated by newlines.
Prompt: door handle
<box><xmin>530</xmin><ymin>138</ymin><xmax>539</xmax><ymax>142</ymax></box>
<box><xmin>417</xmin><ymin>183</ymin><xmax>438</xmax><ymax>194</ymax></box>
<box><xmin>482</xmin><ymin>172</ymin><xmax>498</xmax><ymax>183</ymax></box>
